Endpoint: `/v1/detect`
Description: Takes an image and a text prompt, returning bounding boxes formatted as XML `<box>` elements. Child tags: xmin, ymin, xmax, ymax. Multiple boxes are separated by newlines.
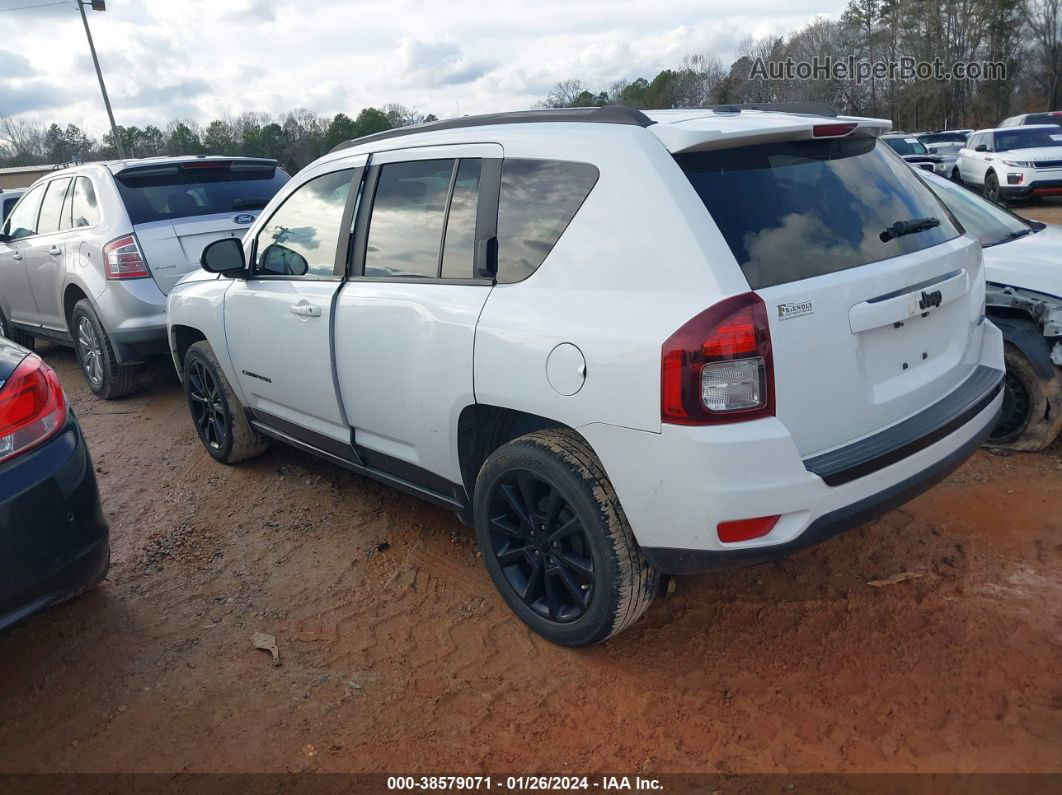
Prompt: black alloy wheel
<box><xmin>187</xmin><ymin>358</ymin><xmax>229</xmax><ymax>451</ymax></box>
<box><xmin>990</xmin><ymin>371</ymin><xmax>1031</xmax><ymax>444</ymax></box>
<box><xmin>486</xmin><ymin>469</ymin><xmax>595</xmax><ymax>623</ymax></box>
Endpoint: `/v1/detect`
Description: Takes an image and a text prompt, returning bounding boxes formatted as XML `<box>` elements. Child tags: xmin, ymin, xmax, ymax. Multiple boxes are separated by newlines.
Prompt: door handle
<box><xmin>11</xmin><ymin>250</ymin><xmax>21</xmax><ymax>261</ymax></box>
<box><xmin>289</xmin><ymin>303</ymin><xmax>321</xmax><ymax>317</ymax></box>
<box><xmin>49</xmin><ymin>245</ymin><xmax>62</xmax><ymax>256</ymax></box>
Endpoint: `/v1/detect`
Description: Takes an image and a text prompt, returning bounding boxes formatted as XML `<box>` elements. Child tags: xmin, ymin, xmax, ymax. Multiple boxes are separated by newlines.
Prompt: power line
<box><xmin>0</xmin><ymin>2</ymin><xmax>71</xmax><ymax>12</ymax></box>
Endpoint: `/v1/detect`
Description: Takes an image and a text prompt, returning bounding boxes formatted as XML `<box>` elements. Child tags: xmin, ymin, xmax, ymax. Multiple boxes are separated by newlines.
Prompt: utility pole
<box><xmin>76</xmin><ymin>0</ymin><xmax>125</xmax><ymax>159</ymax></box>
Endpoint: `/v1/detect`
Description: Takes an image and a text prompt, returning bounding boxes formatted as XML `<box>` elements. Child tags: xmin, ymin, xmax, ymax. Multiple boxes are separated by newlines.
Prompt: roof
<box><xmin>0</xmin><ymin>163</ymin><xmax>62</xmax><ymax>175</ymax></box>
<box><xmin>972</xmin><ymin>124</ymin><xmax>1062</xmax><ymax>134</ymax></box>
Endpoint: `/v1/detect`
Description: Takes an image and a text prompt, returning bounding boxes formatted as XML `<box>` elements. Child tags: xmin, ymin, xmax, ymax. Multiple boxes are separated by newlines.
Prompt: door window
<box><xmin>1</xmin><ymin>183</ymin><xmax>45</xmax><ymax>240</ymax></box>
<box><xmin>440</xmin><ymin>159</ymin><xmax>481</xmax><ymax>279</ymax></box>
<box><xmin>69</xmin><ymin>177</ymin><xmax>100</xmax><ymax>229</ymax></box>
<box><xmin>254</xmin><ymin>169</ymin><xmax>353</xmax><ymax>279</ymax></box>
<box><xmin>37</xmin><ymin>177</ymin><xmax>72</xmax><ymax>235</ymax></box>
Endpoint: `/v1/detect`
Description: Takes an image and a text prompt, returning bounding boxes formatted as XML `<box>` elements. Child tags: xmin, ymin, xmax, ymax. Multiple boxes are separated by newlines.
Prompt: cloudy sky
<box><xmin>1</xmin><ymin>0</ymin><xmax>846</xmax><ymax>136</ymax></box>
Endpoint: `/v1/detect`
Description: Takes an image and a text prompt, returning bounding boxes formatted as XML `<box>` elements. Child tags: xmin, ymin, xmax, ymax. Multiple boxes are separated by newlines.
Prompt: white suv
<box><xmin>957</xmin><ymin>126</ymin><xmax>1062</xmax><ymax>203</ymax></box>
<box><xmin>167</xmin><ymin>105</ymin><xmax>1005</xmax><ymax>646</ymax></box>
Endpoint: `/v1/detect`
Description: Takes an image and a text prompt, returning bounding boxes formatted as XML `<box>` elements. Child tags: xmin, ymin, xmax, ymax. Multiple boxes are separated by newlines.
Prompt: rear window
<box><xmin>115</xmin><ymin>162</ymin><xmax>289</xmax><ymax>225</ymax></box>
<box><xmin>676</xmin><ymin>137</ymin><xmax>961</xmax><ymax>289</ymax></box>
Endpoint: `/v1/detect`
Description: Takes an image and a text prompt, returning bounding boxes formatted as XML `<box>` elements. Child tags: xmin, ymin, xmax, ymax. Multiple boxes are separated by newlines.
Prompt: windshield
<box><xmin>920</xmin><ymin>133</ymin><xmax>968</xmax><ymax>145</ymax></box>
<box><xmin>994</xmin><ymin>128</ymin><xmax>1062</xmax><ymax>151</ymax></box>
<box><xmin>920</xmin><ymin>174</ymin><xmax>1031</xmax><ymax>246</ymax></box>
<box><xmin>1023</xmin><ymin>113</ymin><xmax>1062</xmax><ymax>127</ymax></box>
<box><xmin>115</xmin><ymin>163</ymin><xmax>290</xmax><ymax>224</ymax></box>
<box><xmin>883</xmin><ymin>137</ymin><xmax>929</xmax><ymax>155</ymax></box>
<box><xmin>676</xmin><ymin>136</ymin><xmax>961</xmax><ymax>289</ymax></box>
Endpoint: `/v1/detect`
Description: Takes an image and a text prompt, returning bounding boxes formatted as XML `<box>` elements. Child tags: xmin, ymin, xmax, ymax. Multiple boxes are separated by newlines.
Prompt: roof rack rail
<box><xmin>709</xmin><ymin>102</ymin><xmax>841</xmax><ymax>117</ymax></box>
<box><xmin>330</xmin><ymin>105</ymin><xmax>655</xmax><ymax>152</ymax></box>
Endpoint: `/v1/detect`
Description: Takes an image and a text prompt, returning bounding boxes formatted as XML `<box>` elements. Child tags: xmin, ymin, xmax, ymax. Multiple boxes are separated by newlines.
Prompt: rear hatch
<box><xmin>671</xmin><ymin>123</ymin><xmax>986</xmax><ymax>456</ymax></box>
<box><xmin>113</xmin><ymin>159</ymin><xmax>289</xmax><ymax>294</ymax></box>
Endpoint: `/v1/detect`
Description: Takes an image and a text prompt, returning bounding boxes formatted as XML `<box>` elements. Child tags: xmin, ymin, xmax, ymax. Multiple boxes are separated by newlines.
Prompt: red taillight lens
<box><xmin>661</xmin><ymin>292</ymin><xmax>774</xmax><ymax>425</ymax></box>
<box><xmin>0</xmin><ymin>354</ymin><xmax>67</xmax><ymax>464</ymax></box>
<box><xmin>103</xmin><ymin>234</ymin><xmax>150</xmax><ymax>279</ymax></box>
<box><xmin>813</xmin><ymin>123</ymin><xmax>858</xmax><ymax>137</ymax></box>
<box><xmin>718</xmin><ymin>515</ymin><xmax>780</xmax><ymax>543</ymax></box>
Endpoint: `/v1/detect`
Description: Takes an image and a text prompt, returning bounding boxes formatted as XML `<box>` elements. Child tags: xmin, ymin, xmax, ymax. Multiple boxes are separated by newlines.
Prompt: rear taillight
<box><xmin>0</xmin><ymin>354</ymin><xmax>67</xmax><ymax>464</ymax></box>
<box><xmin>661</xmin><ymin>292</ymin><xmax>774</xmax><ymax>425</ymax></box>
<box><xmin>103</xmin><ymin>234</ymin><xmax>150</xmax><ymax>279</ymax></box>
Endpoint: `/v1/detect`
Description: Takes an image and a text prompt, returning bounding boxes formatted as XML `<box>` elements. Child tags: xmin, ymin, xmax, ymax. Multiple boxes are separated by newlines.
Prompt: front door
<box><xmin>0</xmin><ymin>182</ymin><xmax>46</xmax><ymax>328</ymax></box>
<box><xmin>23</xmin><ymin>176</ymin><xmax>72</xmax><ymax>331</ymax></box>
<box><xmin>224</xmin><ymin>161</ymin><xmax>364</xmax><ymax>447</ymax></box>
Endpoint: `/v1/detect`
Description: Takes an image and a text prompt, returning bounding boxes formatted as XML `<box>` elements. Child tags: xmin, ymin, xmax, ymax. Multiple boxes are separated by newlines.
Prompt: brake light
<box><xmin>103</xmin><ymin>235</ymin><xmax>150</xmax><ymax>279</ymax></box>
<box><xmin>718</xmin><ymin>515</ymin><xmax>780</xmax><ymax>543</ymax></box>
<box><xmin>661</xmin><ymin>292</ymin><xmax>774</xmax><ymax>425</ymax></box>
<box><xmin>0</xmin><ymin>354</ymin><xmax>67</xmax><ymax>464</ymax></box>
<box><xmin>813</xmin><ymin>123</ymin><xmax>858</xmax><ymax>137</ymax></box>
<box><xmin>182</xmin><ymin>160</ymin><xmax>232</xmax><ymax>170</ymax></box>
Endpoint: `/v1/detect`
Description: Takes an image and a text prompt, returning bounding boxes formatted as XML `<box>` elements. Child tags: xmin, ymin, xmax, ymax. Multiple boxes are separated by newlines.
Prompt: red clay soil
<box><xmin>0</xmin><ymin>205</ymin><xmax>1060</xmax><ymax>776</ymax></box>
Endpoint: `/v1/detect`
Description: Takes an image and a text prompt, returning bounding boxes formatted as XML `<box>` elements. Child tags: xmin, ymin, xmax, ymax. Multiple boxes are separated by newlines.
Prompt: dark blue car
<box><xmin>0</xmin><ymin>338</ymin><xmax>109</xmax><ymax>630</ymax></box>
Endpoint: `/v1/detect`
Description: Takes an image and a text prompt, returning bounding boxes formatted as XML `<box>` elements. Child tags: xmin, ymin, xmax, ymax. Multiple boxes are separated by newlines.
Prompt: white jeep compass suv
<box><xmin>167</xmin><ymin>105</ymin><xmax>1005</xmax><ymax>646</ymax></box>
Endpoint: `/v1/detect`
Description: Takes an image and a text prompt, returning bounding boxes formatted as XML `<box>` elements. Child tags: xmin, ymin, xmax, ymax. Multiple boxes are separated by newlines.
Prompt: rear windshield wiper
<box><xmin>880</xmin><ymin>217</ymin><xmax>940</xmax><ymax>243</ymax></box>
<box><xmin>232</xmin><ymin>197</ymin><xmax>269</xmax><ymax>210</ymax></box>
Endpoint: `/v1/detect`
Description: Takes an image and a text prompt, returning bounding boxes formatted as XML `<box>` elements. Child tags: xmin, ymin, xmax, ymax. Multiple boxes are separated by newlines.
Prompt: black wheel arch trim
<box><xmin>989</xmin><ymin>316</ymin><xmax>1057</xmax><ymax>380</ymax></box>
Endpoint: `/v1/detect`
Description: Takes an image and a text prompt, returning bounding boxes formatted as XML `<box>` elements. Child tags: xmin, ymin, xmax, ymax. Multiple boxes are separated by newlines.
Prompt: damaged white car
<box><xmin>921</xmin><ymin>170</ymin><xmax>1062</xmax><ymax>449</ymax></box>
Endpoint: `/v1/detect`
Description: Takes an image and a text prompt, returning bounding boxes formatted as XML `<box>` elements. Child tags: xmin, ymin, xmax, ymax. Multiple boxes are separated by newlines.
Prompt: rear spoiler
<box><xmin>114</xmin><ymin>158</ymin><xmax>278</xmax><ymax>179</ymax></box>
<box><xmin>649</xmin><ymin>114</ymin><xmax>892</xmax><ymax>154</ymax></box>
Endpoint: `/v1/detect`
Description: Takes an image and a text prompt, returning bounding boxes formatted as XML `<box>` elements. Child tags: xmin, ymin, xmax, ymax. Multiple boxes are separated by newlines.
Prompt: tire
<box><xmin>183</xmin><ymin>340</ymin><xmax>269</xmax><ymax>464</ymax></box>
<box><xmin>987</xmin><ymin>344</ymin><xmax>1062</xmax><ymax>451</ymax></box>
<box><xmin>984</xmin><ymin>172</ymin><xmax>1005</xmax><ymax>205</ymax></box>
<box><xmin>950</xmin><ymin>167</ymin><xmax>961</xmax><ymax>182</ymax></box>
<box><xmin>0</xmin><ymin>306</ymin><xmax>35</xmax><ymax>350</ymax></box>
<box><xmin>71</xmin><ymin>300</ymin><xmax>141</xmax><ymax>399</ymax></box>
<box><xmin>473</xmin><ymin>428</ymin><xmax>658</xmax><ymax>647</ymax></box>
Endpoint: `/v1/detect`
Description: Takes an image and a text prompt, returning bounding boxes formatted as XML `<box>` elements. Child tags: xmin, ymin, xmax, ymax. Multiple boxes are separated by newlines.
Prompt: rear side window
<box><xmin>496</xmin><ymin>159</ymin><xmax>598</xmax><ymax>283</ymax></box>
<box><xmin>115</xmin><ymin>162</ymin><xmax>289</xmax><ymax>224</ymax></box>
<box><xmin>37</xmin><ymin>177</ymin><xmax>72</xmax><ymax>235</ymax></box>
<box><xmin>2</xmin><ymin>183</ymin><xmax>45</xmax><ymax>240</ymax></box>
<box><xmin>70</xmin><ymin>177</ymin><xmax>100</xmax><ymax>228</ymax></box>
<box><xmin>676</xmin><ymin>137</ymin><xmax>961</xmax><ymax>289</ymax></box>
<box><xmin>254</xmin><ymin>169</ymin><xmax>353</xmax><ymax>279</ymax></box>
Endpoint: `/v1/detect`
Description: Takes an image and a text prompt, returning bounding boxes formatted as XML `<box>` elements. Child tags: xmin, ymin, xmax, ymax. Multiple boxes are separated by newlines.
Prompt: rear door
<box><xmin>223</xmin><ymin>161</ymin><xmax>364</xmax><ymax>447</ymax></box>
<box><xmin>676</xmin><ymin>133</ymin><xmax>986</xmax><ymax>456</ymax></box>
<box><xmin>113</xmin><ymin>159</ymin><xmax>289</xmax><ymax>294</ymax></box>
<box><xmin>333</xmin><ymin>144</ymin><xmax>501</xmax><ymax>486</ymax></box>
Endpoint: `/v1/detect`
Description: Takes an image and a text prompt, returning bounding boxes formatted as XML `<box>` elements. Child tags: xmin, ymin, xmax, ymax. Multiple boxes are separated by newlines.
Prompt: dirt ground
<box><xmin>0</xmin><ymin>202</ymin><xmax>1060</xmax><ymax>776</ymax></box>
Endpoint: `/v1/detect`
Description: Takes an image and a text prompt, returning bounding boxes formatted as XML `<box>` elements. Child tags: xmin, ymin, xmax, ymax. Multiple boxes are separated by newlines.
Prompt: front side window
<box><xmin>677</xmin><ymin>136</ymin><xmax>962</xmax><ymax>289</ymax></box>
<box><xmin>37</xmin><ymin>177</ymin><xmax>72</xmax><ymax>235</ymax></box>
<box><xmin>495</xmin><ymin>159</ymin><xmax>599</xmax><ymax>283</ymax></box>
<box><xmin>254</xmin><ymin>169</ymin><xmax>353</xmax><ymax>279</ymax></box>
<box><xmin>2</xmin><ymin>183</ymin><xmax>45</xmax><ymax>240</ymax></box>
<box><xmin>69</xmin><ymin>177</ymin><xmax>100</xmax><ymax>229</ymax></box>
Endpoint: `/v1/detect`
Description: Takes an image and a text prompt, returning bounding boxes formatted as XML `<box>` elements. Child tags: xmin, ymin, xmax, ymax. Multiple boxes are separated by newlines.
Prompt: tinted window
<box><xmin>994</xmin><ymin>128</ymin><xmax>1062</xmax><ymax>151</ymax></box>
<box><xmin>2</xmin><ymin>195</ymin><xmax>21</xmax><ymax>223</ymax></box>
<box><xmin>440</xmin><ymin>159</ymin><xmax>481</xmax><ymax>279</ymax></box>
<box><xmin>69</xmin><ymin>177</ymin><xmax>100</xmax><ymax>229</ymax></box>
<box><xmin>37</xmin><ymin>177</ymin><xmax>71</xmax><ymax>235</ymax></box>
<box><xmin>920</xmin><ymin>174</ymin><xmax>1030</xmax><ymax>247</ymax></box>
<box><xmin>920</xmin><ymin>132</ymin><xmax>968</xmax><ymax>144</ymax></box>
<box><xmin>677</xmin><ymin>137</ymin><xmax>961</xmax><ymax>289</ymax></box>
<box><xmin>883</xmin><ymin>137</ymin><xmax>929</xmax><ymax>155</ymax></box>
<box><xmin>365</xmin><ymin>159</ymin><xmax>454</xmax><ymax>279</ymax></box>
<box><xmin>496</xmin><ymin>159</ymin><xmax>598</xmax><ymax>283</ymax></box>
<box><xmin>116</xmin><ymin>163</ymin><xmax>290</xmax><ymax>224</ymax></box>
<box><xmin>2</xmin><ymin>183</ymin><xmax>45</xmax><ymax>240</ymax></box>
<box><xmin>254</xmin><ymin>169</ymin><xmax>353</xmax><ymax>279</ymax></box>
<box><xmin>1023</xmin><ymin>113</ymin><xmax>1062</xmax><ymax>127</ymax></box>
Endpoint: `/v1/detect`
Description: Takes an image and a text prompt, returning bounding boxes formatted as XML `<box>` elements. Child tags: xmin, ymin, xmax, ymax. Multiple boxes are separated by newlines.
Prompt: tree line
<box><xmin>538</xmin><ymin>0</ymin><xmax>1060</xmax><ymax>132</ymax></box>
<box><xmin>0</xmin><ymin>104</ymin><xmax>436</xmax><ymax>175</ymax></box>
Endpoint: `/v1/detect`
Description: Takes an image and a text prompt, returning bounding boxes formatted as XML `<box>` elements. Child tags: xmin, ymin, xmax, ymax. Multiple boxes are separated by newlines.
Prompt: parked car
<box><xmin>168</xmin><ymin>105</ymin><xmax>1004</xmax><ymax>646</ymax></box>
<box><xmin>1</xmin><ymin>189</ymin><xmax>24</xmax><ymax>224</ymax></box>
<box><xmin>881</xmin><ymin>133</ymin><xmax>948</xmax><ymax>175</ymax></box>
<box><xmin>917</xmin><ymin>130</ymin><xmax>972</xmax><ymax>180</ymax></box>
<box><xmin>956</xmin><ymin>125</ymin><xmax>1062</xmax><ymax>203</ymax></box>
<box><xmin>998</xmin><ymin>111</ymin><xmax>1062</xmax><ymax>128</ymax></box>
<box><xmin>0</xmin><ymin>338</ymin><xmax>109</xmax><ymax>631</ymax></box>
<box><xmin>0</xmin><ymin>157</ymin><xmax>290</xmax><ymax>399</ymax></box>
<box><xmin>917</xmin><ymin>170</ymin><xmax>1062</xmax><ymax>450</ymax></box>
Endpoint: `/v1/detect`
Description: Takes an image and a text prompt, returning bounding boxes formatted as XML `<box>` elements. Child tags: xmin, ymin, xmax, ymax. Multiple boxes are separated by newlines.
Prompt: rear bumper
<box><xmin>0</xmin><ymin>412</ymin><xmax>110</xmax><ymax>631</ymax></box>
<box><xmin>581</xmin><ymin>322</ymin><xmax>1005</xmax><ymax>574</ymax></box>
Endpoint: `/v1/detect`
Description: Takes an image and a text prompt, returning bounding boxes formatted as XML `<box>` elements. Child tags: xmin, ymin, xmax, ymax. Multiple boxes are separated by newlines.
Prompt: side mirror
<box><xmin>0</xmin><ymin>232</ymin><xmax>10</xmax><ymax>244</ymax></box>
<box><xmin>974</xmin><ymin>144</ymin><xmax>988</xmax><ymax>152</ymax></box>
<box><xmin>201</xmin><ymin>237</ymin><xmax>246</xmax><ymax>276</ymax></box>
